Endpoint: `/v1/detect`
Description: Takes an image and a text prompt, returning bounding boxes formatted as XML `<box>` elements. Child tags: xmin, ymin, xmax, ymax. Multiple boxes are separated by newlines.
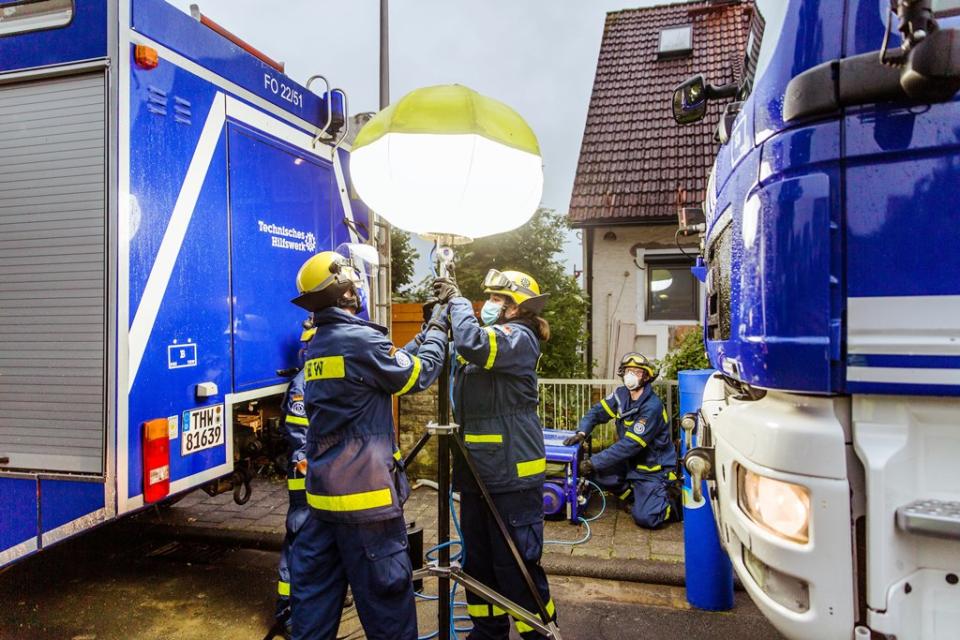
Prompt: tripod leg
<box><xmin>402</xmin><ymin>431</ymin><xmax>432</xmax><ymax>469</ymax></box>
<box><xmin>436</xmin><ymin>341</ymin><xmax>452</xmax><ymax>640</ymax></box>
<box><xmin>450</xmin><ymin>435</ymin><xmax>553</xmax><ymax>628</ymax></box>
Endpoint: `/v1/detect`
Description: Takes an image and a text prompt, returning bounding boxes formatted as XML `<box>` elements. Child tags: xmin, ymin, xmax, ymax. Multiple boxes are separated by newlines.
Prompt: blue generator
<box><xmin>542</xmin><ymin>429</ymin><xmax>588</xmax><ymax>523</ymax></box>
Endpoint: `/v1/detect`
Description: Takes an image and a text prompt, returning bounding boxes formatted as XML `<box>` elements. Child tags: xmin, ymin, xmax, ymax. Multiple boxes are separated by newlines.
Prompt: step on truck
<box><xmin>672</xmin><ymin>1</ymin><xmax>960</xmax><ymax>638</ymax></box>
<box><xmin>0</xmin><ymin>0</ymin><xmax>379</xmax><ymax>568</ymax></box>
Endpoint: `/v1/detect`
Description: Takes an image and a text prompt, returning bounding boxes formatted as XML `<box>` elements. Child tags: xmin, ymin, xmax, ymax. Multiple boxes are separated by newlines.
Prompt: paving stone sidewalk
<box><xmin>136</xmin><ymin>478</ymin><xmax>685</xmax><ymax>584</ymax></box>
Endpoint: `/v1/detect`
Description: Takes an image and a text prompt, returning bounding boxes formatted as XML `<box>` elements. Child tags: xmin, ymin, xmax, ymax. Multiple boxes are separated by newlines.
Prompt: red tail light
<box><xmin>143</xmin><ymin>418</ymin><xmax>170</xmax><ymax>503</ymax></box>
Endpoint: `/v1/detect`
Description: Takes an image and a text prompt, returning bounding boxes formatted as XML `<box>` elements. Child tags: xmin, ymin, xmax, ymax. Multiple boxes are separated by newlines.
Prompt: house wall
<box><xmin>588</xmin><ymin>223</ymin><xmax>701</xmax><ymax>377</ymax></box>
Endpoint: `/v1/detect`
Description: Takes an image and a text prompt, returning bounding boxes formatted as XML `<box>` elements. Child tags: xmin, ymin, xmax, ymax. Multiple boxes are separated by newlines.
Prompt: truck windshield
<box><xmin>740</xmin><ymin>0</ymin><xmax>786</xmax><ymax>99</ymax></box>
<box><xmin>0</xmin><ymin>0</ymin><xmax>73</xmax><ymax>37</ymax></box>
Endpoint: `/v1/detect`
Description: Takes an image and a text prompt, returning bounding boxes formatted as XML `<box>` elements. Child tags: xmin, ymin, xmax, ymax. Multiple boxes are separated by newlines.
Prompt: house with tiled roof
<box><xmin>569</xmin><ymin>0</ymin><xmax>761</xmax><ymax>375</ymax></box>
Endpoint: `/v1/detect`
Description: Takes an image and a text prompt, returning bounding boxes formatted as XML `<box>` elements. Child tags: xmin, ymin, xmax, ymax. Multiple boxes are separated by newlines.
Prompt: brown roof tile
<box><xmin>568</xmin><ymin>0</ymin><xmax>755</xmax><ymax>226</ymax></box>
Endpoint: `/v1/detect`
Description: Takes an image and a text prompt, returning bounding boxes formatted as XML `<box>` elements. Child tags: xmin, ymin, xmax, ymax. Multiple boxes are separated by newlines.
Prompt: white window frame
<box><xmin>658</xmin><ymin>24</ymin><xmax>693</xmax><ymax>57</ymax></box>
<box><xmin>634</xmin><ymin>248</ymin><xmax>703</xmax><ymax>359</ymax></box>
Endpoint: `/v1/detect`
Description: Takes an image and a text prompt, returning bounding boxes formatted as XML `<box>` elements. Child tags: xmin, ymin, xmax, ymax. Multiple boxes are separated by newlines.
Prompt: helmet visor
<box><xmin>335</xmin><ymin>243</ymin><xmax>379</xmax><ymax>320</ymax></box>
<box><xmin>483</xmin><ymin>269</ymin><xmax>513</xmax><ymax>291</ymax></box>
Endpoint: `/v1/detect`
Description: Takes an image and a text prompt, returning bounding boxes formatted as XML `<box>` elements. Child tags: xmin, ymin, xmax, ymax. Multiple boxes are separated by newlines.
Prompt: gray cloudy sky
<box><xmin>167</xmin><ymin>0</ymin><xmax>777</xmax><ymax>280</ymax></box>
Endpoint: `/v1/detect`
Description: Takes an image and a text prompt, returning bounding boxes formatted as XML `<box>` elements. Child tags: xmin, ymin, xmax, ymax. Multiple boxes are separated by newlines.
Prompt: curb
<box><xmin>125</xmin><ymin>520</ymin><xmax>286</xmax><ymax>551</ymax></box>
<box><xmin>542</xmin><ymin>553</ymin><xmax>686</xmax><ymax>587</ymax></box>
<box><xmin>125</xmin><ymin>519</ymin><xmax>698</xmax><ymax>588</ymax></box>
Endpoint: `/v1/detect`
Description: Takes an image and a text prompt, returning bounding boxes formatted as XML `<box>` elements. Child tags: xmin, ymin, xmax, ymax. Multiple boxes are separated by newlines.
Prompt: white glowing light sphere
<box><xmin>349</xmin><ymin>85</ymin><xmax>544</xmax><ymax>240</ymax></box>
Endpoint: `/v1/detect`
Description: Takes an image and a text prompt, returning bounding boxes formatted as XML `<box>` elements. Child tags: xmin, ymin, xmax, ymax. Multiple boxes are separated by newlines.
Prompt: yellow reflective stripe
<box><xmin>668</xmin><ymin>471</ymin><xmax>677</xmax><ymax>481</ymax></box>
<box><xmin>662</xmin><ymin>408</ymin><xmax>669</xmax><ymax>422</ymax></box>
<box><xmin>637</xmin><ymin>464</ymin><xmax>662</xmax><ymax>472</ymax></box>
<box><xmin>665</xmin><ymin>505</ymin><xmax>672</xmax><ymax>521</ymax></box>
<box><xmin>514</xmin><ymin>599</ymin><xmax>556</xmax><ymax>633</ymax></box>
<box><xmin>600</xmin><ymin>398</ymin><xmax>617</xmax><ymax>419</ymax></box>
<box><xmin>395</xmin><ymin>355</ymin><xmax>423</xmax><ymax>396</ymax></box>
<box><xmin>393</xmin><ymin>450</ymin><xmax>403</xmax><ymax>461</ymax></box>
<box><xmin>625</xmin><ymin>431</ymin><xmax>647</xmax><ymax>447</ymax></box>
<box><xmin>618</xmin><ymin>488</ymin><xmax>632</xmax><ymax>500</ymax></box>
<box><xmin>465</xmin><ymin>434</ymin><xmax>504</xmax><ymax>444</ymax></box>
<box><xmin>304</xmin><ymin>355</ymin><xmax>346</xmax><ymax>381</ymax></box>
<box><xmin>456</xmin><ymin>354</ymin><xmax>469</xmax><ymax>366</ymax></box>
<box><xmin>306</xmin><ymin>487</ymin><xmax>393</xmax><ymax>512</ymax></box>
<box><xmin>467</xmin><ymin>603</ymin><xmax>507</xmax><ymax>618</ymax></box>
<box><xmin>278</xmin><ymin>581</ymin><xmax>290</xmax><ymax>596</ymax></box>
<box><xmin>285</xmin><ymin>415</ymin><xmax>308</xmax><ymax>426</ymax></box>
<box><xmin>288</xmin><ymin>478</ymin><xmax>306</xmax><ymax>491</ymax></box>
<box><xmin>516</xmin><ymin>457</ymin><xmax>547</xmax><ymax>477</ymax></box>
<box><xmin>483</xmin><ymin>327</ymin><xmax>498</xmax><ymax>369</ymax></box>
<box><xmin>624</xmin><ymin>420</ymin><xmax>635</xmax><ymax>426</ymax></box>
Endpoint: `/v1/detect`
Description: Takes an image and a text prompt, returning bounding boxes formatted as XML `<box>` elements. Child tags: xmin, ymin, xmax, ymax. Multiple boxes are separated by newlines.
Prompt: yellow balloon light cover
<box><xmin>349</xmin><ymin>85</ymin><xmax>544</xmax><ymax>241</ymax></box>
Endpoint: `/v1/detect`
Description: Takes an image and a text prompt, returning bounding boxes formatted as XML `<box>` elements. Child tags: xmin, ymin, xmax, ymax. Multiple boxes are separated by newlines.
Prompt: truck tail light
<box><xmin>143</xmin><ymin>418</ymin><xmax>170</xmax><ymax>503</ymax></box>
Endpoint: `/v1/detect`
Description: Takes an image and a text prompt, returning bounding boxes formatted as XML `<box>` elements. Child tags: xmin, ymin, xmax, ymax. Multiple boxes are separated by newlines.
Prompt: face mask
<box><xmin>480</xmin><ymin>300</ymin><xmax>503</xmax><ymax>326</ymax></box>
<box><xmin>623</xmin><ymin>372</ymin><xmax>641</xmax><ymax>390</ymax></box>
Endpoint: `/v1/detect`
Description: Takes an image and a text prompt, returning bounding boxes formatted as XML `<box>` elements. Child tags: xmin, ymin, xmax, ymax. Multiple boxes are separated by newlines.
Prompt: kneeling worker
<box><xmin>565</xmin><ymin>353</ymin><xmax>679</xmax><ymax>529</ymax></box>
<box><xmin>289</xmin><ymin>250</ymin><xmax>448</xmax><ymax>640</ymax></box>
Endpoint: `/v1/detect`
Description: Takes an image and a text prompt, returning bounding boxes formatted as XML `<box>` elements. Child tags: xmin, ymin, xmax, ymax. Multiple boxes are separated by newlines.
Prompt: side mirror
<box><xmin>901</xmin><ymin>28</ymin><xmax>960</xmax><ymax>102</ymax></box>
<box><xmin>673</xmin><ymin>74</ymin><xmax>708</xmax><ymax>125</ymax></box>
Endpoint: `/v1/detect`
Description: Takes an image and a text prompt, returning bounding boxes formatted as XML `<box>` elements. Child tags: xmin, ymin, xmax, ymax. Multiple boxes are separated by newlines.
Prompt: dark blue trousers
<box><xmin>289</xmin><ymin>513</ymin><xmax>417</xmax><ymax>640</ymax></box>
<box><xmin>594</xmin><ymin>470</ymin><xmax>674</xmax><ymax>529</ymax></box>
<box><xmin>276</xmin><ymin>490</ymin><xmax>309</xmax><ymax>622</ymax></box>
<box><xmin>460</xmin><ymin>489</ymin><xmax>557</xmax><ymax>639</ymax></box>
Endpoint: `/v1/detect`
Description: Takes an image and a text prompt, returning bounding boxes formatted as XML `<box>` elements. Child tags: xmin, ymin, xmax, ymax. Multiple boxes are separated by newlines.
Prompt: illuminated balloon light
<box><xmin>349</xmin><ymin>85</ymin><xmax>544</xmax><ymax>240</ymax></box>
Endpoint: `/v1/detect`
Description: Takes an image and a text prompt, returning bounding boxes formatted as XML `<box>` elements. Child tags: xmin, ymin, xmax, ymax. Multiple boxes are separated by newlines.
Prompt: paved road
<box><xmin>0</xmin><ymin>521</ymin><xmax>782</xmax><ymax>640</ymax></box>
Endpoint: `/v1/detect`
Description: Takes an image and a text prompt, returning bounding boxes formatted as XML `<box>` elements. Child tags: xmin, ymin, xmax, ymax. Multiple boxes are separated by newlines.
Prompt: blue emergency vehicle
<box><xmin>0</xmin><ymin>0</ymin><xmax>377</xmax><ymax>568</ymax></box>
<box><xmin>674</xmin><ymin>1</ymin><xmax>960</xmax><ymax>638</ymax></box>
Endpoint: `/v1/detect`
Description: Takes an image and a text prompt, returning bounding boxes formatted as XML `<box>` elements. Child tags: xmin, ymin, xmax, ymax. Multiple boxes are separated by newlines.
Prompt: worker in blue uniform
<box><xmin>564</xmin><ymin>353</ymin><xmax>680</xmax><ymax>529</ymax></box>
<box><xmin>273</xmin><ymin>324</ymin><xmax>315</xmax><ymax>637</ymax></box>
<box><xmin>288</xmin><ymin>250</ymin><xmax>448</xmax><ymax>640</ymax></box>
<box><xmin>434</xmin><ymin>268</ymin><xmax>558</xmax><ymax>639</ymax></box>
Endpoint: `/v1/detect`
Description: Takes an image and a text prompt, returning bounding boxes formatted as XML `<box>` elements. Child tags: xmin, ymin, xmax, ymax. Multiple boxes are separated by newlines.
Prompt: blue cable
<box><xmin>581</xmin><ymin>480</ymin><xmax>607</xmax><ymax>522</ymax></box>
<box><xmin>417</xmin><ymin>490</ymin><xmax>473</xmax><ymax>640</ymax></box>
<box><xmin>419</xmin><ymin>479</ymin><xmax>606</xmax><ymax>637</ymax></box>
<box><xmin>544</xmin><ymin>480</ymin><xmax>607</xmax><ymax>545</ymax></box>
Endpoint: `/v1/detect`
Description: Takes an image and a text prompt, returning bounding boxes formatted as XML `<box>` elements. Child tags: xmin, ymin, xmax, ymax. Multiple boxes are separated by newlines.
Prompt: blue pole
<box><xmin>678</xmin><ymin>369</ymin><xmax>734</xmax><ymax>611</ymax></box>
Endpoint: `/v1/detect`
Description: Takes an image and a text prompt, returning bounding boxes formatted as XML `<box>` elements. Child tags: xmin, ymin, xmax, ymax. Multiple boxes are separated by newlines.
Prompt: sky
<box><xmin>166</xmin><ymin>0</ymin><xmax>779</xmax><ymax>283</ymax></box>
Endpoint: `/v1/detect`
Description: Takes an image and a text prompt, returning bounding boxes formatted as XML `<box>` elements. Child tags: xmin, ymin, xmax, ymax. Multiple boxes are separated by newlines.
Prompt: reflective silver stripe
<box><xmin>848</xmin><ymin>295</ymin><xmax>960</xmax><ymax>356</ymax></box>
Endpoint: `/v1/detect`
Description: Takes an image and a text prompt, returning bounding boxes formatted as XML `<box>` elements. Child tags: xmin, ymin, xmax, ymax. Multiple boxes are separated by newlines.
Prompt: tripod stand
<box><xmin>403</xmin><ymin>371</ymin><xmax>563</xmax><ymax>640</ymax></box>
<box><xmin>401</xmin><ymin>236</ymin><xmax>561</xmax><ymax>639</ymax></box>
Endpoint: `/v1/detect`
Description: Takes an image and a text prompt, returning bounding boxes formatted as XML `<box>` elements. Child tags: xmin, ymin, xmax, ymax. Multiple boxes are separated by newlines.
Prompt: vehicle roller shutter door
<box><xmin>0</xmin><ymin>73</ymin><xmax>106</xmax><ymax>474</ymax></box>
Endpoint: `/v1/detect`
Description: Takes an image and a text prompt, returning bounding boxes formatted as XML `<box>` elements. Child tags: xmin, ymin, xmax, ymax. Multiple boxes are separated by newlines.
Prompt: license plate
<box><xmin>181</xmin><ymin>404</ymin><xmax>225</xmax><ymax>456</ymax></box>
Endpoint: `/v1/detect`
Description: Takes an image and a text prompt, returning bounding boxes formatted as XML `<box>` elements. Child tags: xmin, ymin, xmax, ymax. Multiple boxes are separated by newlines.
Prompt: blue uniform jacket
<box><xmin>578</xmin><ymin>385</ymin><xmax>676</xmax><ymax>480</ymax></box>
<box><xmin>303</xmin><ymin>307</ymin><xmax>447</xmax><ymax>523</ymax></box>
<box><xmin>448</xmin><ymin>296</ymin><xmax>546</xmax><ymax>494</ymax></box>
<box><xmin>282</xmin><ymin>371</ymin><xmax>309</xmax><ymax>496</ymax></box>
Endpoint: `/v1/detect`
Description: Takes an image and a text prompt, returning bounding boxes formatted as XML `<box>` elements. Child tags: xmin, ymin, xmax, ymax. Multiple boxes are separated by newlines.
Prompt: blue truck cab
<box><xmin>0</xmin><ymin>0</ymin><xmax>375</xmax><ymax>568</ymax></box>
<box><xmin>674</xmin><ymin>1</ymin><xmax>960</xmax><ymax>638</ymax></box>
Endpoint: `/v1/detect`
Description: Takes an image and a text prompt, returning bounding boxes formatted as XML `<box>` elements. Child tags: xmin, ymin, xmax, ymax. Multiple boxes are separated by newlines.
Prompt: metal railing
<box><xmin>537</xmin><ymin>378</ymin><xmax>678</xmax><ymax>449</ymax></box>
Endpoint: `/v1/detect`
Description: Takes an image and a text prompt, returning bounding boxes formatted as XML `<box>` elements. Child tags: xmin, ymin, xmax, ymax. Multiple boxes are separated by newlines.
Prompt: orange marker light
<box><xmin>134</xmin><ymin>45</ymin><xmax>159</xmax><ymax>70</ymax></box>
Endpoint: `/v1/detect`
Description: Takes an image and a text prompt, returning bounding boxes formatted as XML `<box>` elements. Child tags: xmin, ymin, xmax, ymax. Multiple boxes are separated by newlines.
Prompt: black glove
<box><xmin>432</xmin><ymin>277</ymin><xmax>460</xmax><ymax>304</ymax></box>
<box><xmin>424</xmin><ymin>302</ymin><xmax>450</xmax><ymax>335</ymax></box>
<box><xmin>422</xmin><ymin>297</ymin><xmax>439</xmax><ymax>323</ymax></box>
<box><xmin>563</xmin><ymin>431</ymin><xmax>587</xmax><ymax>447</ymax></box>
<box><xmin>580</xmin><ymin>458</ymin><xmax>594</xmax><ymax>476</ymax></box>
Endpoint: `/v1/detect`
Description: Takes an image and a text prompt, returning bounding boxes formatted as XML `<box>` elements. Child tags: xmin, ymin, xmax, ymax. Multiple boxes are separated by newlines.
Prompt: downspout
<box><xmin>584</xmin><ymin>227</ymin><xmax>594</xmax><ymax>376</ymax></box>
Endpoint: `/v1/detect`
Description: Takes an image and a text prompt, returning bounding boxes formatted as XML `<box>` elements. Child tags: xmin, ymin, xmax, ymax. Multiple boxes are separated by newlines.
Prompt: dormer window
<box><xmin>658</xmin><ymin>25</ymin><xmax>692</xmax><ymax>58</ymax></box>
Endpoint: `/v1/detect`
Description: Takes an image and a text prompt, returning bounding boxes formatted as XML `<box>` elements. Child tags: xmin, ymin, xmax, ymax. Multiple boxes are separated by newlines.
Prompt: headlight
<box><xmin>738</xmin><ymin>466</ymin><xmax>810</xmax><ymax>543</ymax></box>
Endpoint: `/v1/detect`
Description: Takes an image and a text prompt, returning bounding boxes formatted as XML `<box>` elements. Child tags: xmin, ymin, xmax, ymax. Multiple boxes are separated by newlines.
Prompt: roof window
<box><xmin>658</xmin><ymin>25</ymin><xmax>692</xmax><ymax>57</ymax></box>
